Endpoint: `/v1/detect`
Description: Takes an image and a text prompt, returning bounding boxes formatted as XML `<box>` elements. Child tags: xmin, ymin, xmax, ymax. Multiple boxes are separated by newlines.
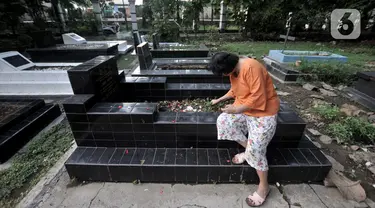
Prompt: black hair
<box><xmin>208</xmin><ymin>52</ymin><xmax>239</xmax><ymax>76</ymax></box>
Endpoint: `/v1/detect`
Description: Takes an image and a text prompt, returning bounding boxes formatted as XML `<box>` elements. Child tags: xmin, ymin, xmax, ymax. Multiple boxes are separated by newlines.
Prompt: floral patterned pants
<box><xmin>217</xmin><ymin>113</ymin><xmax>277</xmax><ymax>171</ymax></box>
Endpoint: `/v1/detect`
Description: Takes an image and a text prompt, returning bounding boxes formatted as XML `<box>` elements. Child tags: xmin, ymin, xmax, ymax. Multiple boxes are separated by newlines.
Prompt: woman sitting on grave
<box><xmin>209</xmin><ymin>52</ymin><xmax>280</xmax><ymax>207</ymax></box>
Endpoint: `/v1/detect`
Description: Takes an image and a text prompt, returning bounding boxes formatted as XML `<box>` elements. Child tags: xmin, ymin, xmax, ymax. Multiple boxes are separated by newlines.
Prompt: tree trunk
<box><xmin>243</xmin><ymin>5</ymin><xmax>251</xmax><ymax>37</ymax></box>
<box><xmin>51</xmin><ymin>0</ymin><xmax>66</xmax><ymax>33</ymax></box>
<box><xmin>176</xmin><ymin>0</ymin><xmax>180</xmax><ymax>23</ymax></box>
<box><xmin>211</xmin><ymin>1</ymin><xmax>213</xmax><ymax>23</ymax></box>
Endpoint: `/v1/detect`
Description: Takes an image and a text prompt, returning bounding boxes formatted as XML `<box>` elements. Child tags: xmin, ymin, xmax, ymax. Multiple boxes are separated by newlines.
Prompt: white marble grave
<box><xmin>62</xmin><ymin>33</ymin><xmax>133</xmax><ymax>54</ymax></box>
<box><xmin>0</xmin><ymin>51</ymin><xmax>80</xmax><ymax>95</ymax></box>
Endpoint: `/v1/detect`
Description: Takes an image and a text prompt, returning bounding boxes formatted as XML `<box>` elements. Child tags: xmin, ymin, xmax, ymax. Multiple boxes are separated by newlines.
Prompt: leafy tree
<box><xmin>0</xmin><ymin>1</ymin><xmax>28</xmax><ymax>34</ymax></box>
<box><xmin>182</xmin><ymin>0</ymin><xmax>210</xmax><ymax>31</ymax></box>
<box><xmin>149</xmin><ymin>0</ymin><xmax>179</xmax><ymax>40</ymax></box>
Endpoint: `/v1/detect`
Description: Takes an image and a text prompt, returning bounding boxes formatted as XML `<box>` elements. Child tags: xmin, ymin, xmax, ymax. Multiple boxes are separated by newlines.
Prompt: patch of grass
<box><xmin>312</xmin><ymin>104</ymin><xmax>342</xmax><ymax>121</ymax></box>
<box><xmin>297</xmin><ymin>62</ymin><xmax>359</xmax><ymax>85</ymax></box>
<box><xmin>327</xmin><ymin>117</ymin><xmax>375</xmax><ymax>144</ymax></box>
<box><xmin>0</xmin><ymin>121</ymin><xmax>73</xmax><ymax>208</ymax></box>
<box><xmin>217</xmin><ymin>41</ymin><xmax>374</xmax><ymax>66</ymax></box>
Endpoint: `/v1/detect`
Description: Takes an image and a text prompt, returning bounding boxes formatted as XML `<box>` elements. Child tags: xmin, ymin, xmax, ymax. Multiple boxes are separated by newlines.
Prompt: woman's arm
<box><xmin>211</xmin><ymin>88</ymin><xmax>234</xmax><ymax>105</ymax></box>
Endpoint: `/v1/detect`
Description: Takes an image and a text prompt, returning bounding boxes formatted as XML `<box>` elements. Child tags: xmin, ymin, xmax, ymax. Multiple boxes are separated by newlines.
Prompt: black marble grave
<box><xmin>137</xmin><ymin>42</ymin><xmax>155</xmax><ymax>70</ymax></box>
<box><xmin>355</xmin><ymin>71</ymin><xmax>375</xmax><ymax>99</ymax></box>
<box><xmin>263</xmin><ymin>56</ymin><xmax>311</xmax><ymax>83</ymax></box>
<box><xmin>132</xmin><ymin>43</ymin><xmax>228</xmax><ymax>84</ymax></box>
<box><xmin>133</xmin><ymin>31</ymin><xmax>142</xmax><ymax>52</ymax></box>
<box><xmin>152</xmin><ymin>33</ymin><xmax>160</xmax><ymax>49</ymax></box>
<box><xmin>63</xmin><ymin>52</ymin><xmax>331</xmax><ymax>183</ymax></box>
<box><xmin>63</xmin><ymin>100</ymin><xmax>306</xmax><ymax>149</ymax></box>
<box><xmin>67</xmin><ymin>56</ymin><xmax>120</xmax><ymax>102</ymax></box>
<box><xmin>150</xmin><ymin>44</ymin><xmax>210</xmax><ymax>58</ymax></box>
<box><xmin>0</xmin><ymin>98</ymin><xmax>61</xmax><ymax>163</ymax></box>
<box><xmin>26</xmin><ymin>43</ymin><xmax>119</xmax><ymax>62</ymax></box>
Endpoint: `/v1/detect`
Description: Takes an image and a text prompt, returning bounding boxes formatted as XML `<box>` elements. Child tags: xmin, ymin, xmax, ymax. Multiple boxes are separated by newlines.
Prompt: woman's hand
<box><xmin>221</xmin><ymin>105</ymin><xmax>239</xmax><ymax>114</ymax></box>
<box><xmin>211</xmin><ymin>99</ymin><xmax>221</xmax><ymax>105</ymax></box>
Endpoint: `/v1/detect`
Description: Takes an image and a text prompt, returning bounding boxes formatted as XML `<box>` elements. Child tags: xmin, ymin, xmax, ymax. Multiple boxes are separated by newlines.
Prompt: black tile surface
<box><xmin>1</xmin><ymin>104</ymin><xmax>61</xmax><ymax>163</ymax></box>
<box><xmin>66</xmin><ymin>114</ymin><xmax>89</xmax><ymax>123</ymax></box>
<box><xmin>65</xmin><ymin>147</ymin><xmax>332</xmax><ymax>183</ymax></box>
<box><xmin>95</xmin><ymin>140</ymin><xmax>116</xmax><ymax>147</ymax></box>
<box><xmin>109</xmin><ymin>114</ymin><xmax>131</xmax><ymax>123</ymax></box>
<box><xmin>111</xmin><ymin>124</ymin><xmax>133</xmax><ymax>132</ymax></box>
<box><xmin>132</xmin><ymin>124</ymin><xmax>154</xmax><ymax>132</ymax></box>
<box><xmin>98</xmin><ymin>148</ymin><xmax>116</xmax><ymax>164</ymax></box>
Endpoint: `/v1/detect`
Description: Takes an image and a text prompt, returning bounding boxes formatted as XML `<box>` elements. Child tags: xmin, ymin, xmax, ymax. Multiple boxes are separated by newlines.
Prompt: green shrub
<box><xmin>327</xmin><ymin>117</ymin><xmax>375</xmax><ymax>144</ymax></box>
<box><xmin>0</xmin><ymin>122</ymin><xmax>73</xmax><ymax>207</ymax></box>
<box><xmin>344</xmin><ymin>117</ymin><xmax>375</xmax><ymax>144</ymax></box>
<box><xmin>313</xmin><ymin>104</ymin><xmax>342</xmax><ymax>121</ymax></box>
<box><xmin>297</xmin><ymin>62</ymin><xmax>359</xmax><ymax>85</ymax></box>
<box><xmin>327</xmin><ymin>122</ymin><xmax>352</xmax><ymax>143</ymax></box>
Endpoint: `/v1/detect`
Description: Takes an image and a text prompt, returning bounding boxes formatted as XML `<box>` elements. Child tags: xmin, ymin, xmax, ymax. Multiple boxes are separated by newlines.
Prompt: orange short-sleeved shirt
<box><xmin>225</xmin><ymin>58</ymin><xmax>280</xmax><ymax>117</ymax></box>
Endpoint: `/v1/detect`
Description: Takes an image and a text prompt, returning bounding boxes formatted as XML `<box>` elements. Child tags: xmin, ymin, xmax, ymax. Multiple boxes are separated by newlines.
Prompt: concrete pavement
<box><xmin>21</xmin><ymin>168</ymin><xmax>375</xmax><ymax>208</ymax></box>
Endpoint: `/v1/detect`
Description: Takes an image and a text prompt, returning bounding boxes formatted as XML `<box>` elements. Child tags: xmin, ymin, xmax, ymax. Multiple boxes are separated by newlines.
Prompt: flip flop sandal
<box><xmin>232</xmin><ymin>152</ymin><xmax>246</xmax><ymax>164</ymax></box>
<box><xmin>245</xmin><ymin>190</ymin><xmax>270</xmax><ymax>207</ymax></box>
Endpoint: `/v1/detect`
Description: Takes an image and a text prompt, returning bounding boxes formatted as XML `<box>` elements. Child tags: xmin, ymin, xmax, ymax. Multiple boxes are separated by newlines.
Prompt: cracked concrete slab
<box><xmin>75</xmin><ymin>182</ymin><xmax>246</xmax><ymax>208</ymax></box>
<box><xmin>23</xmin><ymin>168</ymin><xmax>375</xmax><ymax>208</ymax></box>
<box><xmin>283</xmin><ymin>184</ymin><xmax>326</xmax><ymax>208</ymax></box>
<box><xmin>28</xmin><ymin>169</ymin><xmax>289</xmax><ymax>208</ymax></box>
<box><xmin>310</xmin><ymin>185</ymin><xmax>368</xmax><ymax>208</ymax></box>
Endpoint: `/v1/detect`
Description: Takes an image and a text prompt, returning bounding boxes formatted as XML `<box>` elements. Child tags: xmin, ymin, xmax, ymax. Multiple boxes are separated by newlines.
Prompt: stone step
<box><xmin>65</xmin><ymin>147</ymin><xmax>331</xmax><ymax>183</ymax></box>
<box><xmin>0</xmin><ymin>82</ymin><xmax>73</xmax><ymax>95</ymax></box>
<box><xmin>73</xmin><ymin>133</ymin><xmax>314</xmax><ymax>149</ymax></box>
<box><xmin>66</xmin><ymin>102</ymin><xmax>306</xmax><ymax>148</ymax></box>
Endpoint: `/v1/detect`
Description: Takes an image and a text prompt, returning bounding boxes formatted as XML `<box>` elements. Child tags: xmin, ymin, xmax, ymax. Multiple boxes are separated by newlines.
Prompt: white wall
<box><xmin>113</xmin><ymin>0</ymin><xmax>143</xmax><ymax>5</ymax></box>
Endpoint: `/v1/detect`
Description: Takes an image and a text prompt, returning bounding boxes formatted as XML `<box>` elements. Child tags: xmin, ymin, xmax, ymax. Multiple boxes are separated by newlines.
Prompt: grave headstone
<box><xmin>133</xmin><ymin>31</ymin><xmax>142</xmax><ymax>52</ymax></box>
<box><xmin>152</xmin><ymin>33</ymin><xmax>160</xmax><ymax>49</ymax></box>
<box><xmin>137</xmin><ymin>42</ymin><xmax>153</xmax><ymax>70</ymax></box>
<box><xmin>67</xmin><ymin>56</ymin><xmax>120</xmax><ymax>102</ymax></box>
<box><xmin>141</xmin><ymin>35</ymin><xmax>147</xmax><ymax>43</ymax></box>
